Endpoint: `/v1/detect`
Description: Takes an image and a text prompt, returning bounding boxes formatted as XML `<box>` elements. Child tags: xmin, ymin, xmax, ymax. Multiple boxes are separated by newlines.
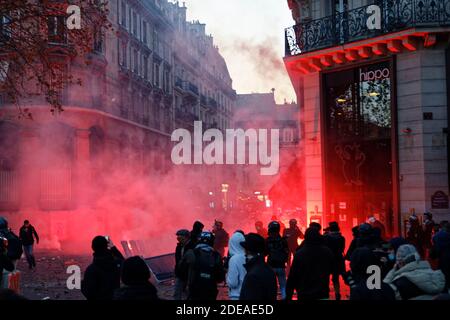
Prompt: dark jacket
<box><xmin>286</xmin><ymin>237</ymin><xmax>334</xmax><ymax>300</ymax></box>
<box><xmin>324</xmin><ymin>231</ymin><xmax>345</xmax><ymax>274</ymax></box>
<box><xmin>175</xmin><ymin>240</ymin><xmax>195</xmax><ymax>280</ymax></box>
<box><xmin>430</xmin><ymin>230</ymin><xmax>450</xmax><ymax>290</ymax></box>
<box><xmin>0</xmin><ymin>250</ymin><xmax>15</xmax><ymax>285</ymax></box>
<box><xmin>283</xmin><ymin>227</ymin><xmax>304</xmax><ymax>253</ymax></box>
<box><xmin>266</xmin><ymin>234</ymin><xmax>289</xmax><ymax>268</ymax></box>
<box><xmin>19</xmin><ymin>225</ymin><xmax>39</xmax><ymax>246</ymax></box>
<box><xmin>213</xmin><ymin>229</ymin><xmax>230</xmax><ymax>254</ymax></box>
<box><xmin>113</xmin><ymin>282</ymin><xmax>159</xmax><ymax>300</ymax></box>
<box><xmin>81</xmin><ymin>247</ymin><xmax>125</xmax><ymax>300</ymax></box>
<box><xmin>240</xmin><ymin>255</ymin><xmax>277</xmax><ymax>300</ymax></box>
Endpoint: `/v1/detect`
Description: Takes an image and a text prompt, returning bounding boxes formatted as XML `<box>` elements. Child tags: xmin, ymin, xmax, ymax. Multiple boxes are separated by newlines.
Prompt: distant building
<box><xmin>234</xmin><ymin>91</ymin><xmax>304</xmax><ymax>214</ymax></box>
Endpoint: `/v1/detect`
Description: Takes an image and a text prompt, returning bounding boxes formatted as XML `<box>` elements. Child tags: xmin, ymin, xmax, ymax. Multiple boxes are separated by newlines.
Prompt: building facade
<box><xmin>285</xmin><ymin>0</ymin><xmax>450</xmax><ymax>238</ymax></box>
<box><xmin>234</xmin><ymin>91</ymin><xmax>304</xmax><ymax>217</ymax></box>
<box><xmin>0</xmin><ymin>0</ymin><xmax>235</xmax><ymax>248</ymax></box>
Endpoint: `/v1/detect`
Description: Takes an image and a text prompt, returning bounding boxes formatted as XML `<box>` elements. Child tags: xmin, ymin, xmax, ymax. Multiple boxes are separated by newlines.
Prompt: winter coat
<box><xmin>324</xmin><ymin>231</ymin><xmax>346</xmax><ymax>275</ymax></box>
<box><xmin>175</xmin><ymin>240</ymin><xmax>195</xmax><ymax>280</ymax></box>
<box><xmin>113</xmin><ymin>282</ymin><xmax>159</xmax><ymax>300</ymax></box>
<box><xmin>283</xmin><ymin>227</ymin><xmax>304</xmax><ymax>253</ymax></box>
<box><xmin>384</xmin><ymin>260</ymin><xmax>446</xmax><ymax>300</ymax></box>
<box><xmin>81</xmin><ymin>247</ymin><xmax>124</xmax><ymax>300</ymax></box>
<box><xmin>226</xmin><ymin>232</ymin><xmax>247</xmax><ymax>300</ymax></box>
<box><xmin>213</xmin><ymin>229</ymin><xmax>230</xmax><ymax>257</ymax></box>
<box><xmin>183</xmin><ymin>243</ymin><xmax>225</xmax><ymax>300</ymax></box>
<box><xmin>240</xmin><ymin>255</ymin><xmax>277</xmax><ymax>301</ymax></box>
<box><xmin>0</xmin><ymin>250</ymin><xmax>14</xmax><ymax>285</ymax></box>
<box><xmin>286</xmin><ymin>239</ymin><xmax>334</xmax><ymax>300</ymax></box>
<box><xmin>266</xmin><ymin>235</ymin><xmax>289</xmax><ymax>268</ymax></box>
<box><xmin>19</xmin><ymin>225</ymin><xmax>39</xmax><ymax>246</ymax></box>
<box><xmin>430</xmin><ymin>230</ymin><xmax>450</xmax><ymax>290</ymax></box>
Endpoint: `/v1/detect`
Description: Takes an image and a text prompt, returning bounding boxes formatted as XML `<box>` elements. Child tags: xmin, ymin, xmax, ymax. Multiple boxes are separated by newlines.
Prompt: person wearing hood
<box><xmin>323</xmin><ymin>222</ymin><xmax>345</xmax><ymax>300</ymax></box>
<box><xmin>239</xmin><ymin>233</ymin><xmax>277</xmax><ymax>300</ymax></box>
<box><xmin>286</xmin><ymin>227</ymin><xmax>334</xmax><ymax>300</ymax></box>
<box><xmin>226</xmin><ymin>231</ymin><xmax>247</xmax><ymax>300</ymax></box>
<box><xmin>81</xmin><ymin>236</ymin><xmax>125</xmax><ymax>300</ymax></box>
<box><xmin>384</xmin><ymin>244</ymin><xmax>446</xmax><ymax>300</ymax></box>
<box><xmin>183</xmin><ymin>231</ymin><xmax>225</xmax><ymax>300</ymax></box>
<box><xmin>190</xmin><ymin>221</ymin><xmax>204</xmax><ymax>245</ymax></box>
<box><xmin>348</xmin><ymin>247</ymin><xmax>395</xmax><ymax>301</ymax></box>
<box><xmin>113</xmin><ymin>256</ymin><xmax>159</xmax><ymax>300</ymax></box>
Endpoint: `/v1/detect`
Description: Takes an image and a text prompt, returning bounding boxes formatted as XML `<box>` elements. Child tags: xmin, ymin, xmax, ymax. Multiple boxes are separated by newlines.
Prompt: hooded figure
<box><xmin>286</xmin><ymin>227</ymin><xmax>334</xmax><ymax>300</ymax></box>
<box><xmin>190</xmin><ymin>221</ymin><xmax>204</xmax><ymax>245</ymax></box>
<box><xmin>113</xmin><ymin>256</ymin><xmax>159</xmax><ymax>300</ymax></box>
<box><xmin>226</xmin><ymin>232</ymin><xmax>247</xmax><ymax>300</ymax></box>
<box><xmin>384</xmin><ymin>244</ymin><xmax>446</xmax><ymax>300</ymax></box>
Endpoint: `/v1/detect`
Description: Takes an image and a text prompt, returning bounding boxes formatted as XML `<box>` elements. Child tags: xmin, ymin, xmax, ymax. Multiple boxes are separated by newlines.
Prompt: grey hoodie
<box><xmin>226</xmin><ymin>232</ymin><xmax>247</xmax><ymax>300</ymax></box>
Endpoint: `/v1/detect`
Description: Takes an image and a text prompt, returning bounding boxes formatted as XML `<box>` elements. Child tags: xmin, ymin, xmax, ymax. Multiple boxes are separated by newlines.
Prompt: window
<box><xmin>142</xmin><ymin>21</ymin><xmax>147</xmax><ymax>44</ymax></box>
<box><xmin>119</xmin><ymin>42</ymin><xmax>127</xmax><ymax>67</ymax></box>
<box><xmin>283</xmin><ymin>128</ymin><xmax>295</xmax><ymax>143</ymax></box>
<box><xmin>133</xmin><ymin>49</ymin><xmax>138</xmax><ymax>73</ymax></box>
<box><xmin>0</xmin><ymin>14</ymin><xmax>12</xmax><ymax>40</ymax></box>
<box><xmin>163</xmin><ymin>68</ymin><xmax>170</xmax><ymax>92</ymax></box>
<box><xmin>154</xmin><ymin>62</ymin><xmax>160</xmax><ymax>87</ymax></box>
<box><xmin>47</xmin><ymin>16</ymin><xmax>66</xmax><ymax>43</ymax></box>
<box><xmin>132</xmin><ymin>12</ymin><xmax>137</xmax><ymax>35</ymax></box>
<box><xmin>120</xmin><ymin>1</ymin><xmax>126</xmax><ymax>26</ymax></box>
<box><xmin>143</xmin><ymin>55</ymin><xmax>148</xmax><ymax>80</ymax></box>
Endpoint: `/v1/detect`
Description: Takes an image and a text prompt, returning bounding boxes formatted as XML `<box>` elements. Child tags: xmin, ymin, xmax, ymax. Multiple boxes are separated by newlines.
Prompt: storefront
<box><xmin>322</xmin><ymin>60</ymin><xmax>397</xmax><ymax>238</ymax></box>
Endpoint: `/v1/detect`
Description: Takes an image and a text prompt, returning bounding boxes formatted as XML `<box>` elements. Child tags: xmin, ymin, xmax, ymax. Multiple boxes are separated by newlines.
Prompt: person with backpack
<box><xmin>81</xmin><ymin>236</ymin><xmax>125</xmax><ymax>300</ymax></box>
<box><xmin>240</xmin><ymin>233</ymin><xmax>277</xmax><ymax>300</ymax></box>
<box><xmin>183</xmin><ymin>231</ymin><xmax>225</xmax><ymax>300</ymax></box>
<box><xmin>266</xmin><ymin>221</ymin><xmax>289</xmax><ymax>299</ymax></box>
<box><xmin>323</xmin><ymin>221</ymin><xmax>346</xmax><ymax>300</ymax></box>
<box><xmin>0</xmin><ymin>217</ymin><xmax>22</xmax><ymax>268</ymax></box>
<box><xmin>19</xmin><ymin>220</ymin><xmax>39</xmax><ymax>270</ymax></box>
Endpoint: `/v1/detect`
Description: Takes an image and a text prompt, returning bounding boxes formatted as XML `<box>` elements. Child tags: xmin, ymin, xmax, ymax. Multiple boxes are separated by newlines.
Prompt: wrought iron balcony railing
<box><xmin>285</xmin><ymin>0</ymin><xmax>450</xmax><ymax>56</ymax></box>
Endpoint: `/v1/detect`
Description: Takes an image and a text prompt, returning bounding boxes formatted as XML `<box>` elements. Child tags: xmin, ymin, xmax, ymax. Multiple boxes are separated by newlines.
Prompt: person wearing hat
<box><xmin>183</xmin><ymin>231</ymin><xmax>225</xmax><ymax>300</ymax></box>
<box><xmin>383</xmin><ymin>244</ymin><xmax>446</xmax><ymax>300</ymax></box>
<box><xmin>239</xmin><ymin>233</ymin><xmax>277</xmax><ymax>300</ymax></box>
<box><xmin>283</xmin><ymin>219</ymin><xmax>304</xmax><ymax>270</ymax></box>
<box><xmin>286</xmin><ymin>227</ymin><xmax>334</xmax><ymax>300</ymax></box>
<box><xmin>173</xmin><ymin>229</ymin><xmax>193</xmax><ymax>300</ymax></box>
<box><xmin>113</xmin><ymin>256</ymin><xmax>159</xmax><ymax>300</ymax></box>
<box><xmin>323</xmin><ymin>221</ymin><xmax>345</xmax><ymax>300</ymax></box>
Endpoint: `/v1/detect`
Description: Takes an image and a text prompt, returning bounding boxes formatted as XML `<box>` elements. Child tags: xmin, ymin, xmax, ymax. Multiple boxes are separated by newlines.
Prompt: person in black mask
<box><xmin>81</xmin><ymin>236</ymin><xmax>125</xmax><ymax>300</ymax></box>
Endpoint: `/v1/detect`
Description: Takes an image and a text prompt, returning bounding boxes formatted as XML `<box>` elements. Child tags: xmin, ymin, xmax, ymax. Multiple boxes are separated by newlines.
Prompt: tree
<box><xmin>0</xmin><ymin>0</ymin><xmax>111</xmax><ymax>118</ymax></box>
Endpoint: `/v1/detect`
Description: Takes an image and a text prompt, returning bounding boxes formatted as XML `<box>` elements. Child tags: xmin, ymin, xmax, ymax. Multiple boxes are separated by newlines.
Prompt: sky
<box><xmin>179</xmin><ymin>0</ymin><xmax>296</xmax><ymax>104</ymax></box>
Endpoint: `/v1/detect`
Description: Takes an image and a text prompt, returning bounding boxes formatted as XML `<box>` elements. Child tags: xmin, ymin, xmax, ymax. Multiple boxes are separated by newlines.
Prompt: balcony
<box><xmin>187</xmin><ymin>82</ymin><xmax>199</xmax><ymax>96</ymax></box>
<box><xmin>285</xmin><ymin>0</ymin><xmax>450</xmax><ymax>56</ymax></box>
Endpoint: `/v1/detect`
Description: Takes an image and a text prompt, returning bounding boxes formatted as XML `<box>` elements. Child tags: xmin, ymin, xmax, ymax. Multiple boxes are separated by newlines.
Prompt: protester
<box><xmin>255</xmin><ymin>221</ymin><xmax>268</xmax><ymax>238</ymax></box>
<box><xmin>309</xmin><ymin>222</ymin><xmax>322</xmax><ymax>233</ymax></box>
<box><xmin>283</xmin><ymin>219</ymin><xmax>304</xmax><ymax>268</ymax></box>
<box><xmin>190</xmin><ymin>221</ymin><xmax>204</xmax><ymax>245</ymax></box>
<box><xmin>113</xmin><ymin>256</ymin><xmax>159</xmax><ymax>300</ymax></box>
<box><xmin>239</xmin><ymin>233</ymin><xmax>277</xmax><ymax>300</ymax></box>
<box><xmin>423</xmin><ymin>212</ymin><xmax>435</xmax><ymax>257</ymax></box>
<box><xmin>368</xmin><ymin>215</ymin><xmax>386</xmax><ymax>240</ymax></box>
<box><xmin>345</xmin><ymin>226</ymin><xmax>360</xmax><ymax>261</ymax></box>
<box><xmin>286</xmin><ymin>227</ymin><xmax>333</xmax><ymax>300</ymax></box>
<box><xmin>81</xmin><ymin>236</ymin><xmax>125</xmax><ymax>300</ymax></box>
<box><xmin>266</xmin><ymin>221</ymin><xmax>289</xmax><ymax>299</ymax></box>
<box><xmin>19</xmin><ymin>220</ymin><xmax>39</xmax><ymax>270</ymax></box>
<box><xmin>183</xmin><ymin>231</ymin><xmax>225</xmax><ymax>300</ymax></box>
<box><xmin>323</xmin><ymin>221</ymin><xmax>345</xmax><ymax>300</ymax></box>
<box><xmin>270</xmin><ymin>215</ymin><xmax>285</xmax><ymax>235</ymax></box>
<box><xmin>0</xmin><ymin>236</ymin><xmax>14</xmax><ymax>288</ymax></box>
<box><xmin>384</xmin><ymin>244</ymin><xmax>446</xmax><ymax>300</ymax></box>
<box><xmin>406</xmin><ymin>214</ymin><xmax>424</xmax><ymax>257</ymax></box>
<box><xmin>174</xmin><ymin>229</ymin><xmax>194</xmax><ymax>300</ymax></box>
<box><xmin>347</xmin><ymin>247</ymin><xmax>395</xmax><ymax>301</ymax></box>
<box><xmin>0</xmin><ymin>217</ymin><xmax>22</xmax><ymax>268</ymax></box>
<box><xmin>212</xmin><ymin>220</ymin><xmax>229</xmax><ymax>258</ymax></box>
<box><xmin>226</xmin><ymin>231</ymin><xmax>247</xmax><ymax>300</ymax></box>
<box><xmin>429</xmin><ymin>221</ymin><xmax>450</xmax><ymax>290</ymax></box>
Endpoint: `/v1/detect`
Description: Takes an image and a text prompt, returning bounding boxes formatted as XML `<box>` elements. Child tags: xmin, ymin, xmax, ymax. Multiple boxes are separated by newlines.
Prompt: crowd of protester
<box><xmin>1</xmin><ymin>212</ymin><xmax>450</xmax><ymax>301</ymax></box>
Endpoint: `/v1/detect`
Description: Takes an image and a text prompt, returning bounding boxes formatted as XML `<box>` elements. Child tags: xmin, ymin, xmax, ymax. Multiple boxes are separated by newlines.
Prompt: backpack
<box><xmin>189</xmin><ymin>248</ymin><xmax>222</xmax><ymax>299</ymax></box>
<box><xmin>267</xmin><ymin>236</ymin><xmax>288</xmax><ymax>267</ymax></box>
<box><xmin>0</xmin><ymin>229</ymin><xmax>23</xmax><ymax>260</ymax></box>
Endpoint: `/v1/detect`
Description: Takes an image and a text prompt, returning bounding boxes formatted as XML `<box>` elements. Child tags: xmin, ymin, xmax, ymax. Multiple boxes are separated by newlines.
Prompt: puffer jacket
<box><xmin>384</xmin><ymin>260</ymin><xmax>446</xmax><ymax>300</ymax></box>
<box><xmin>226</xmin><ymin>232</ymin><xmax>247</xmax><ymax>300</ymax></box>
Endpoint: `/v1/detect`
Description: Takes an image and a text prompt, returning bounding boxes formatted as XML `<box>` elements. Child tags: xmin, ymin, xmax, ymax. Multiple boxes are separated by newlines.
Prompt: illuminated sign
<box><xmin>360</xmin><ymin>67</ymin><xmax>390</xmax><ymax>82</ymax></box>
